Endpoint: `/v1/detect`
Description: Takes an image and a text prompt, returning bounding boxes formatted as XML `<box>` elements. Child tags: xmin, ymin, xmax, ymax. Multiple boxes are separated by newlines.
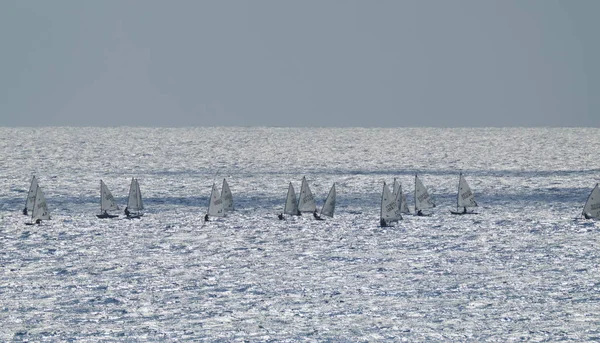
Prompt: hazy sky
<box><xmin>1</xmin><ymin>0</ymin><xmax>598</xmax><ymax>127</ymax></box>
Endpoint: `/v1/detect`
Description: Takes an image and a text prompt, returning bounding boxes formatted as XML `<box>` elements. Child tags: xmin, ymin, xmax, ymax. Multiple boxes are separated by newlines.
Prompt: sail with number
<box><xmin>32</xmin><ymin>186</ymin><xmax>51</xmax><ymax>221</ymax></box>
<box><xmin>24</xmin><ymin>176</ymin><xmax>39</xmax><ymax>214</ymax></box>
<box><xmin>208</xmin><ymin>183</ymin><xmax>225</xmax><ymax>217</ymax></box>
<box><xmin>221</xmin><ymin>178</ymin><xmax>233</xmax><ymax>212</ymax></box>
<box><xmin>457</xmin><ymin>173</ymin><xmax>477</xmax><ymax>209</ymax></box>
<box><xmin>127</xmin><ymin>178</ymin><xmax>144</xmax><ymax>213</ymax></box>
<box><xmin>320</xmin><ymin>183</ymin><xmax>336</xmax><ymax>218</ymax></box>
<box><xmin>298</xmin><ymin>176</ymin><xmax>316</xmax><ymax>213</ymax></box>
<box><xmin>414</xmin><ymin>175</ymin><xmax>435</xmax><ymax>212</ymax></box>
<box><xmin>392</xmin><ymin>178</ymin><xmax>410</xmax><ymax>214</ymax></box>
<box><xmin>284</xmin><ymin>182</ymin><xmax>300</xmax><ymax>215</ymax></box>
<box><xmin>381</xmin><ymin>182</ymin><xmax>402</xmax><ymax>222</ymax></box>
<box><xmin>582</xmin><ymin>183</ymin><xmax>600</xmax><ymax>219</ymax></box>
<box><xmin>97</xmin><ymin>180</ymin><xmax>119</xmax><ymax>218</ymax></box>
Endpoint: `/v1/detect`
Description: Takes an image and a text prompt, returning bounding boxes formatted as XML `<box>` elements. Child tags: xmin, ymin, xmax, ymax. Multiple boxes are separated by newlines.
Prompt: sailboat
<box><xmin>207</xmin><ymin>182</ymin><xmax>225</xmax><ymax>219</ymax></box>
<box><xmin>221</xmin><ymin>178</ymin><xmax>234</xmax><ymax>212</ymax></box>
<box><xmin>318</xmin><ymin>183</ymin><xmax>336</xmax><ymax>220</ymax></box>
<box><xmin>282</xmin><ymin>182</ymin><xmax>300</xmax><ymax>217</ymax></box>
<box><xmin>97</xmin><ymin>180</ymin><xmax>119</xmax><ymax>219</ymax></box>
<box><xmin>380</xmin><ymin>181</ymin><xmax>402</xmax><ymax>227</ymax></box>
<box><xmin>25</xmin><ymin>185</ymin><xmax>50</xmax><ymax>225</ymax></box>
<box><xmin>414</xmin><ymin>174</ymin><xmax>435</xmax><ymax>216</ymax></box>
<box><xmin>450</xmin><ymin>173</ymin><xmax>478</xmax><ymax>215</ymax></box>
<box><xmin>125</xmin><ymin>178</ymin><xmax>144</xmax><ymax>219</ymax></box>
<box><xmin>582</xmin><ymin>183</ymin><xmax>600</xmax><ymax>219</ymax></box>
<box><xmin>297</xmin><ymin>176</ymin><xmax>316</xmax><ymax>213</ymax></box>
<box><xmin>23</xmin><ymin>176</ymin><xmax>39</xmax><ymax>215</ymax></box>
<box><xmin>392</xmin><ymin>178</ymin><xmax>410</xmax><ymax>214</ymax></box>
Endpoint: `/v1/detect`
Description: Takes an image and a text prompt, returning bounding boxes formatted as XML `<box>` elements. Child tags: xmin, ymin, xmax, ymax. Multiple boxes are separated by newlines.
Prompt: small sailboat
<box><xmin>25</xmin><ymin>185</ymin><xmax>50</xmax><ymax>225</ymax></box>
<box><xmin>125</xmin><ymin>178</ymin><xmax>144</xmax><ymax>219</ymax></box>
<box><xmin>207</xmin><ymin>182</ymin><xmax>225</xmax><ymax>219</ymax></box>
<box><xmin>97</xmin><ymin>180</ymin><xmax>119</xmax><ymax>219</ymax></box>
<box><xmin>414</xmin><ymin>174</ymin><xmax>435</xmax><ymax>216</ymax></box>
<box><xmin>392</xmin><ymin>178</ymin><xmax>410</xmax><ymax>214</ymax></box>
<box><xmin>23</xmin><ymin>176</ymin><xmax>39</xmax><ymax>215</ymax></box>
<box><xmin>450</xmin><ymin>173</ymin><xmax>478</xmax><ymax>215</ymax></box>
<box><xmin>221</xmin><ymin>178</ymin><xmax>234</xmax><ymax>212</ymax></box>
<box><xmin>282</xmin><ymin>182</ymin><xmax>300</xmax><ymax>218</ymax></box>
<box><xmin>582</xmin><ymin>183</ymin><xmax>600</xmax><ymax>220</ymax></box>
<box><xmin>380</xmin><ymin>181</ymin><xmax>402</xmax><ymax>227</ymax></box>
<box><xmin>317</xmin><ymin>183</ymin><xmax>336</xmax><ymax>220</ymax></box>
<box><xmin>297</xmin><ymin>176</ymin><xmax>316</xmax><ymax>213</ymax></box>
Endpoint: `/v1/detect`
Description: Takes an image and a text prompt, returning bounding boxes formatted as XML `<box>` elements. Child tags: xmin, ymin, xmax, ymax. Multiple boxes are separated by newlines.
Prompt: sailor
<box><xmin>278</xmin><ymin>213</ymin><xmax>284</xmax><ymax>220</ymax></box>
<box><xmin>104</xmin><ymin>210</ymin><xmax>108</xmax><ymax>216</ymax></box>
<box><xmin>584</xmin><ymin>212</ymin><xmax>592</xmax><ymax>219</ymax></box>
<box><xmin>35</xmin><ymin>219</ymin><xmax>42</xmax><ymax>224</ymax></box>
<box><xmin>417</xmin><ymin>209</ymin><xmax>423</xmax><ymax>216</ymax></box>
<box><xmin>380</xmin><ymin>218</ymin><xmax>387</xmax><ymax>227</ymax></box>
<box><xmin>22</xmin><ymin>208</ymin><xmax>28</xmax><ymax>215</ymax></box>
<box><xmin>204</xmin><ymin>214</ymin><xmax>209</xmax><ymax>222</ymax></box>
<box><xmin>313</xmin><ymin>209</ymin><xmax>322</xmax><ymax>220</ymax></box>
<box><xmin>463</xmin><ymin>207</ymin><xmax>467</xmax><ymax>214</ymax></box>
<box><xmin>124</xmin><ymin>207</ymin><xmax>130</xmax><ymax>217</ymax></box>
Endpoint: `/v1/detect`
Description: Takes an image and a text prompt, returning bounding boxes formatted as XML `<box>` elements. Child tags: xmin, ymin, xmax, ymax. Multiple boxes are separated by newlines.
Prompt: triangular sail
<box><xmin>392</xmin><ymin>178</ymin><xmax>410</xmax><ymax>214</ymax></box>
<box><xmin>127</xmin><ymin>178</ymin><xmax>143</xmax><ymax>212</ymax></box>
<box><xmin>221</xmin><ymin>178</ymin><xmax>233</xmax><ymax>212</ymax></box>
<box><xmin>298</xmin><ymin>176</ymin><xmax>316</xmax><ymax>212</ymax></box>
<box><xmin>415</xmin><ymin>175</ymin><xmax>435</xmax><ymax>211</ymax></box>
<box><xmin>284</xmin><ymin>182</ymin><xmax>299</xmax><ymax>215</ymax></box>
<box><xmin>457</xmin><ymin>173</ymin><xmax>477</xmax><ymax>208</ymax></box>
<box><xmin>100</xmin><ymin>180</ymin><xmax>119</xmax><ymax>212</ymax></box>
<box><xmin>25</xmin><ymin>176</ymin><xmax>39</xmax><ymax>212</ymax></box>
<box><xmin>320</xmin><ymin>183</ymin><xmax>336</xmax><ymax>218</ymax></box>
<box><xmin>208</xmin><ymin>183</ymin><xmax>225</xmax><ymax>217</ymax></box>
<box><xmin>32</xmin><ymin>186</ymin><xmax>50</xmax><ymax>221</ymax></box>
<box><xmin>582</xmin><ymin>183</ymin><xmax>600</xmax><ymax>219</ymax></box>
<box><xmin>381</xmin><ymin>182</ymin><xmax>402</xmax><ymax>222</ymax></box>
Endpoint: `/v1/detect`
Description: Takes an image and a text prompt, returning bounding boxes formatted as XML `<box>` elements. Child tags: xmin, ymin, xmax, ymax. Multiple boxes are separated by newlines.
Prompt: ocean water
<box><xmin>0</xmin><ymin>127</ymin><xmax>599</xmax><ymax>341</ymax></box>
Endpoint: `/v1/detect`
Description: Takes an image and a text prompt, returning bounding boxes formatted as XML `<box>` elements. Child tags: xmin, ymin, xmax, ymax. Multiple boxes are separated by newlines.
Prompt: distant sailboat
<box><xmin>380</xmin><ymin>181</ymin><xmax>402</xmax><ymax>227</ymax></box>
<box><xmin>414</xmin><ymin>175</ymin><xmax>435</xmax><ymax>216</ymax></box>
<box><xmin>97</xmin><ymin>180</ymin><xmax>119</xmax><ymax>219</ymax></box>
<box><xmin>298</xmin><ymin>176</ymin><xmax>316</xmax><ymax>213</ymax></box>
<box><xmin>582</xmin><ymin>183</ymin><xmax>600</xmax><ymax>219</ymax></box>
<box><xmin>221</xmin><ymin>178</ymin><xmax>234</xmax><ymax>212</ymax></box>
<box><xmin>125</xmin><ymin>178</ymin><xmax>144</xmax><ymax>219</ymax></box>
<box><xmin>392</xmin><ymin>178</ymin><xmax>410</xmax><ymax>214</ymax></box>
<box><xmin>283</xmin><ymin>182</ymin><xmax>300</xmax><ymax>217</ymax></box>
<box><xmin>207</xmin><ymin>183</ymin><xmax>225</xmax><ymax>219</ymax></box>
<box><xmin>318</xmin><ymin>183</ymin><xmax>336</xmax><ymax>219</ymax></box>
<box><xmin>25</xmin><ymin>185</ymin><xmax>50</xmax><ymax>225</ymax></box>
<box><xmin>23</xmin><ymin>176</ymin><xmax>39</xmax><ymax>216</ymax></box>
<box><xmin>450</xmin><ymin>173</ymin><xmax>478</xmax><ymax>215</ymax></box>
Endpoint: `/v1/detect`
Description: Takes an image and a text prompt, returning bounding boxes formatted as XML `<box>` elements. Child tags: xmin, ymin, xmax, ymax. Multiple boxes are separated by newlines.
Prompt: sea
<box><xmin>0</xmin><ymin>127</ymin><xmax>599</xmax><ymax>341</ymax></box>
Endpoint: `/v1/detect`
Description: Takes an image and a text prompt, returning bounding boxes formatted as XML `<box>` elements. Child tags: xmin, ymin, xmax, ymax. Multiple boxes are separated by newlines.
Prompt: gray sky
<box><xmin>1</xmin><ymin>0</ymin><xmax>598</xmax><ymax>127</ymax></box>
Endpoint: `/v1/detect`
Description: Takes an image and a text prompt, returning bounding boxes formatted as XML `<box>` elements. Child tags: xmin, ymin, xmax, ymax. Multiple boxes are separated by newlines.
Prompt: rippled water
<box><xmin>1</xmin><ymin>127</ymin><xmax>599</xmax><ymax>341</ymax></box>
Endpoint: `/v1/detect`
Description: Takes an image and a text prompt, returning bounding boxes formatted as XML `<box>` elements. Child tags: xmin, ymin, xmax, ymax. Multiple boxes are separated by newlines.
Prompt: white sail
<box><xmin>457</xmin><ymin>173</ymin><xmax>477</xmax><ymax>208</ymax></box>
<box><xmin>415</xmin><ymin>175</ymin><xmax>435</xmax><ymax>211</ymax></box>
<box><xmin>320</xmin><ymin>183</ymin><xmax>336</xmax><ymax>218</ymax></box>
<box><xmin>298</xmin><ymin>176</ymin><xmax>316</xmax><ymax>213</ymax></box>
<box><xmin>221</xmin><ymin>178</ymin><xmax>233</xmax><ymax>212</ymax></box>
<box><xmin>25</xmin><ymin>176</ymin><xmax>39</xmax><ymax>212</ymax></box>
<box><xmin>284</xmin><ymin>182</ymin><xmax>299</xmax><ymax>215</ymax></box>
<box><xmin>381</xmin><ymin>182</ymin><xmax>402</xmax><ymax>222</ymax></box>
<box><xmin>100</xmin><ymin>180</ymin><xmax>119</xmax><ymax>212</ymax></box>
<box><xmin>208</xmin><ymin>183</ymin><xmax>225</xmax><ymax>217</ymax></box>
<box><xmin>392</xmin><ymin>178</ymin><xmax>410</xmax><ymax>214</ymax></box>
<box><xmin>582</xmin><ymin>183</ymin><xmax>600</xmax><ymax>219</ymax></box>
<box><xmin>32</xmin><ymin>186</ymin><xmax>50</xmax><ymax>221</ymax></box>
<box><xmin>127</xmin><ymin>178</ymin><xmax>143</xmax><ymax>212</ymax></box>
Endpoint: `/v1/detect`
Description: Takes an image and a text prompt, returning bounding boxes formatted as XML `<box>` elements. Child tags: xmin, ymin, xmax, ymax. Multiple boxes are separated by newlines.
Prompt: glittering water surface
<box><xmin>1</xmin><ymin>127</ymin><xmax>599</xmax><ymax>341</ymax></box>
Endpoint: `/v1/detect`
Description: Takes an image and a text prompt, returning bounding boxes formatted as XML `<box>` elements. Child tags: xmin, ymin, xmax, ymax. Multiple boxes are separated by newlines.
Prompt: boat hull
<box><xmin>450</xmin><ymin>211</ymin><xmax>478</xmax><ymax>215</ymax></box>
<box><xmin>97</xmin><ymin>213</ymin><xmax>119</xmax><ymax>219</ymax></box>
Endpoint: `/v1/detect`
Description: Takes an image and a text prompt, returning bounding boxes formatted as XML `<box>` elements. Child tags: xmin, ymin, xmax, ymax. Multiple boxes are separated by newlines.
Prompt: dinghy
<box><xmin>392</xmin><ymin>178</ymin><xmax>410</xmax><ymax>214</ymax></box>
<box><xmin>97</xmin><ymin>180</ymin><xmax>119</xmax><ymax>219</ymax></box>
<box><xmin>380</xmin><ymin>181</ymin><xmax>402</xmax><ymax>227</ymax></box>
<box><xmin>282</xmin><ymin>182</ymin><xmax>300</xmax><ymax>217</ymax></box>
<box><xmin>221</xmin><ymin>178</ymin><xmax>234</xmax><ymax>212</ymax></box>
<box><xmin>450</xmin><ymin>173</ymin><xmax>478</xmax><ymax>215</ymax></box>
<box><xmin>414</xmin><ymin>175</ymin><xmax>435</xmax><ymax>216</ymax></box>
<box><xmin>582</xmin><ymin>183</ymin><xmax>600</xmax><ymax>220</ymax></box>
<box><xmin>318</xmin><ymin>183</ymin><xmax>336</xmax><ymax>220</ymax></box>
<box><xmin>207</xmin><ymin>182</ymin><xmax>225</xmax><ymax>219</ymax></box>
<box><xmin>125</xmin><ymin>178</ymin><xmax>144</xmax><ymax>219</ymax></box>
<box><xmin>298</xmin><ymin>176</ymin><xmax>316</xmax><ymax>213</ymax></box>
<box><xmin>23</xmin><ymin>176</ymin><xmax>39</xmax><ymax>216</ymax></box>
<box><xmin>25</xmin><ymin>185</ymin><xmax>50</xmax><ymax>225</ymax></box>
